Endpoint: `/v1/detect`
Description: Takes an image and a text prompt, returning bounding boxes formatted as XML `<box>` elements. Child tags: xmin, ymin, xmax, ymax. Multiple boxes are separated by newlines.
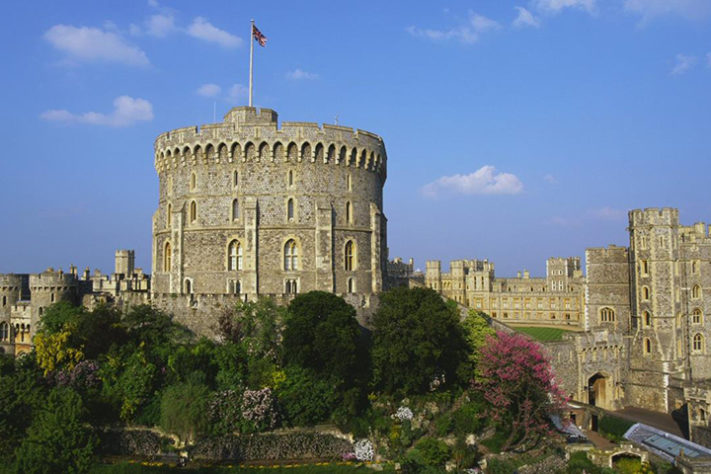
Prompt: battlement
<box><xmin>585</xmin><ymin>245</ymin><xmax>629</xmax><ymax>262</ymax></box>
<box><xmin>629</xmin><ymin>208</ymin><xmax>680</xmax><ymax>227</ymax></box>
<box><xmin>0</xmin><ymin>274</ymin><xmax>25</xmax><ymax>288</ymax></box>
<box><xmin>679</xmin><ymin>222</ymin><xmax>711</xmax><ymax>242</ymax></box>
<box><xmin>29</xmin><ymin>269</ymin><xmax>78</xmax><ymax>289</ymax></box>
<box><xmin>153</xmin><ymin>107</ymin><xmax>387</xmax><ymax>177</ymax></box>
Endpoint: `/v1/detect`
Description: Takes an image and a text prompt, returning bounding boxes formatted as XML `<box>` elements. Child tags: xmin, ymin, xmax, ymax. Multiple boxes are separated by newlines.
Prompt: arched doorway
<box><xmin>588</xmin><ymin>373</ymin><xmax>608</xmax><ymax>408</ymax></box>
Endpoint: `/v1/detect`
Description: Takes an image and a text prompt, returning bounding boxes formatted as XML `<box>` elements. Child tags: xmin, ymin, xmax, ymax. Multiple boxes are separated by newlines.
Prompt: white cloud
<box><xmin>147</xmin><ymin>0</ymin><xmax>160</xmax><ymax>7</ymax></box>
<box><xmin>196</xmin><ymin>83</ymin><xmax>221</xmax><ymax>97</ymax></box>
<box><xmin>227</xmin><ymin>84</ymin><xmax>248</xmax><ymax>102</ymax></box>
<box><xmin>44</xmin><ymin>24</ymin><xmax>149</xmax><ymax>66</ymax></box>
<box><xmin>286</xmin><ymin>68</ymin><xmax>319</xmax><ymax>80</ymax></box>
<box><xmin>590</xmin><ymin>206</ymin><xmax>626</xmax><ymax>220</ymax></box>
<box><xmin>407</xmin><ymin>11</ymin><xmax>500</xmax><ymax>44</ymax></box>
<box><xmin>41</xmin><ymin>96</ymin><xmax>153</xmax><ymax>127</ymax></box>
<box><xmin>671</xmin><ymin>54</ymin><xmax>697</xmax><ymax>75</ymax></box>
<box><xmin>513</xmin><ymin>7</ymin><xmax>541</xmax><ymax>28</ymax></box>
<box><xmin>187</xmin><ymin>17</ymin><xmax>241</xmax><ymax>48</ymax></box>
<box><xmin>543</xmin><ymin>173</ymin><xmax>558</xmax><ymax>184</ymax></box>
<box><xmin>624</xmin><ymin>0</ymin><xmax>711</xmax><ymax>21</ymax></box>
<box><xmin>146</xmin><ymin>14</ymin><xmax>177</xmax><ymax>37</ymax></box>
<box><xmin>534</xmin><ymin>0</ymin><xmax>596</xmax><ymax>14</ymax></box>
<box><xmin>128</xmin><ymin>23</ymin><xmax>142</xmax><ymax>36</ymax></box>
<box><xmin>421</xmin><ymin>165</ymin><xmax>523</xmax><ymax>198</ymax></box>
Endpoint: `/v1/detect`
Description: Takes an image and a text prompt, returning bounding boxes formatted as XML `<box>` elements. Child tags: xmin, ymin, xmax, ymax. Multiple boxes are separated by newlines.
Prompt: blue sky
<box><xmin>1</xmin><ymin>0</ymin><xmax>710</xmax><ymax>277</ymax></box>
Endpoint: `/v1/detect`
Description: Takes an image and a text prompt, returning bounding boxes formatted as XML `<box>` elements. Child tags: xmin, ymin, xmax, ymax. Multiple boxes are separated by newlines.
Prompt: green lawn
<box><xmin>513</xmin><ymin>326</ymin><xmax>571</xmax><ymax>342</ymax></box>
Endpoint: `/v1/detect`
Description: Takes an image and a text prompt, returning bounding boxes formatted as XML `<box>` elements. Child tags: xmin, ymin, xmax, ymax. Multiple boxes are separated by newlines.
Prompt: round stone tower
<box><xmin>151</xmin><ymin>106</ymin><xmax>387</xmax><ymax>327</ymax></box>
<box><xmin>0</xmin><ymin>274</ymin><xmax>23</xmax><ymax>317</ymax></box>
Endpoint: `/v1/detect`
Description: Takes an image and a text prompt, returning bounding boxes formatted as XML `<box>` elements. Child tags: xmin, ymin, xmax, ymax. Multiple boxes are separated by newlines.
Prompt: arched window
<box><xmin>288</xmin><ymin>170</ymin><xmax>294</xmax><ymax>186</ymax></box>
<box><xmin>190</xmin><ymin>172</ymin><xmax>196</xmax><ymax>190</ymax></box>
<box><xmin>164</xmin><ymin>242</ymin><xmax>172</xmax><ymax>272</ymax></box>
<box><xmin>184</xmin><ymin>279</ymin><xmax>192</xmax><ymax>294</ymax></box>
<box><xmin>345</xmin><ymin>240</ymin><xmax>355</xmax><ymax>271</ymax></box>
<box><xmin>693</xmin><ymin>285</ymin><xmax>701</xmax><ymax>299</ymax></box>
<box><xmin>50</xmin><ymin>293</ymin><xmax>55</xmax><ymax>303</ymax></box>
<box><xmin>601</xmin><ymin>307</ymin><xmax>615</xmax><ymax>322</ymax></box>
<box><xmin>641</xmin><ymin>260</ymin><xmax>648</xmax><ymax>274</ymax></box>
<box><xmin>693</xmin><ymin>309</ymin><xmax>703</xmax><ymax>324</ymax></box>
<box><xmin>228</xmin><ymin>240</ymin><xmax>243</xmax><ymax>271</ymax></box>
<box><xmin>347</xmin><ymin>277</ymin><xmax>355</xmax><ymax>293</ymax></box>
<box><xmin>0</xmin><ymin>322</ymin><xmax>9</xmax><ymax>341</ymax></box>
<box><xmin>232</xmin><ymin>199</ymin><xmax>240</xmax><ymax>220</ymax></box>
<box><xmin>693</xmin><ymin>333</ymin><xmax>704</xmax><ymax>352</ymax></box>
<box><xmin>643</xmin><ymin>311</ymin><xmax>651</xmax><ymax>327</ymax></box>
<box><xmin>285</xmin><ymin>279</ymin><xmax>298</xmax><ymax>294</ymax></box>
<box><xmin>345</xmin><ymin>201</ymin><xmax>352</xmax><ymax>224</ymax></box>
<box><xmin>347</xmin><ymin>173</ymin><xmax>352</xmax><ymax>191</ymax></box>
<box><xmin>284</xmin><ymin>240</ymin><xmax>298</xmax><ymax>271</ymax></box>
<box><xmin>190</xmin><ymin>201</ymin><xmax>197</xmax><ymax>222</ymax></box>
<box><xmin>229</xmin><ymin>280</ymin><xmax>241</xmax><ymax>295</ymax></box>
<box><xmin>167</xmin><ymin>203</ymin><xmax>172</xmax><ymax>227</ymax></box>
<box><xmin>233</xmin><ymin>170</ymin><xmax>239</xmax><ymax>187</ymax></box>
<box><xmin>644</xmin><ymin>338</ymin><xmax>651</xmax><ymax>354</ymax></box>
<box><xmin>642</xmin><ymin>286</ymin><xmax>650</xmax><ymax>300</ymax></box>
<box><xmin>287</xmin><ymin>198</ymin><xmax>294</xmax><ymax>220</ymax></box>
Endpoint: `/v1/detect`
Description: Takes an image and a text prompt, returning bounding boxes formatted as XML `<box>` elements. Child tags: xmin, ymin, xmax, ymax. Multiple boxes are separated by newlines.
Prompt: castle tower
<box><xmin>29</xmin><ymin>269</ymin><xmax>79</xmax><ymax>328</ymax></box>
<box><xmin>425</xmin><ymin>261</ymin><xmax>442</xmax><ymax>292</ymax></box>
<box><xmin>114</xmin><ymin>249</ymin><xmax>135</xmax><ymax>277</ymax></box>
<box><xmin>0</xmin><ymin>274</ymin><xmax>25</xmax><ymax>353</ymax></box>
<box><xmin>151</xmin><ymin>106</ymin><xmax>387</xmax><ymax>333</ymax></box>
<box><xmin>627</xmin><ymin>208</ymin><xmax>685</xmax><ymax>412</ymax></box>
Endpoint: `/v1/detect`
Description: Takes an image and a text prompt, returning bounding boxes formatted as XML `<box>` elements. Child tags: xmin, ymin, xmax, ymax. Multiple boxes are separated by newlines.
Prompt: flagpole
<box><xmin>248</xmin><ymin>19</ymin><xmax>254</xmax><ymax>107</ymax></box>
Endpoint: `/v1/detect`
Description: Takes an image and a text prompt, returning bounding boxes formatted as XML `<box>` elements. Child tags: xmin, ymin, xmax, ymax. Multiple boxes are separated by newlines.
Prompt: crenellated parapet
<box><xmin>154</xmin><ymin>106</ymin><xmax>387</xmax><ymax>179</ymax></box>
<box><xmin>0</xmin><ymin>274</ymin><xmax>24</xmax><ymax>291</ymax></box>
<box><xmin>629</xmin><ymin>207</ymin><xmax>680</xmax><ymax>227</ymax></box>
<box><xmin>29</xmin><ymin>268</ymin><xmax>78</xmax><ymax>291</ymax></box>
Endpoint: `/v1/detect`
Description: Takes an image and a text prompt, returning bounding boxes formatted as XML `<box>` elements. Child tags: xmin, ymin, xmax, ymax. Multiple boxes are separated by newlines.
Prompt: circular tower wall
<box><xmin>152</xmin><ymin>106</ymin><xmax>388</xmax><ymax>303</ymax></box>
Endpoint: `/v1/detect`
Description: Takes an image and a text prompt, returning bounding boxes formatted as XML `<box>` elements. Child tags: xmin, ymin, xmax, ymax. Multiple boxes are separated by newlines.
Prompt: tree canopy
<box><xmin>371</xmin><ymin>287</ymin><xmax>470</xmax><ymax>395</ymax></box>
<box><xmin>282</xmin><ymin>291</ymin><xmax>364</xmax><ymax>385</ymax></box>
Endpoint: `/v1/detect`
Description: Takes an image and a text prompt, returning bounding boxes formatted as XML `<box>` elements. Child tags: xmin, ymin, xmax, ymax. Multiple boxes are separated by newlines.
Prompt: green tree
<box><xmin>371</xmin><ymin>287</ymin><xmax>470</xmax><ymax>395</ymax></box>
<box><xmin>14</xmin><ymin>387</ymin><xmax>96</xmax><ymax>474</ymax></box>
<box><xmin>160</xmin><ymin>382</ymin><xmax>210</xmax><ymax>445</ymax></box>
<box><xmin>282</xmin><ymin>291</ymin><xmax>364</xmax><ymax>385</ymax></box>
<box><xmin>275</xmin><ymin>365</ymin><xmax>337</xmax><ymax>426</ymax></box>
<box><xmin>462</xmin><ymin>310</ymin><xmax>495</xmax><ymax>366</ymax></box>
<box><xmin>0</xmin><ymin>355</ymin><xmax>48</xmax><ymax>458</ymax></box>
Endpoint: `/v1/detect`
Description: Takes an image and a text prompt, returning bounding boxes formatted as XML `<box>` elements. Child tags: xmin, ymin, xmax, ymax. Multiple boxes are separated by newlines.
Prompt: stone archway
<box><xmin>588</xmin><ymin>373</ymin><xmax>608</xmax><ymax>409</ymax></box>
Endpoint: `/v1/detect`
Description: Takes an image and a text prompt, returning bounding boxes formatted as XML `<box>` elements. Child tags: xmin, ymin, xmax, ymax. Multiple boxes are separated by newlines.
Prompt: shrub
<box><xmin>275</xmin><ymin>366</ymin><xmax>337</xmax><ymax>426</ymax></box>
<box><xmin>241</xmin><ymin>388</ymin><xmax>279</xmax><ymax>432</ymax></box>
<box><xmin>14</xmin><ymin>387</ymin><xmax>97</xmax><ymax>473</ymax></box>
<box><xmin>192</xmin><ymin>432</ymin><xmax>353</xmax><ymax>461</ymax></box>
<box><xmin>159</xmin><ymin>382</ymin><xmax>210</xmax><ymax>444</ymax></box>
<box><xmin>208</xmin><ymin>389</ymin><xmax>244</xmax><ymax>435</ymax></box>
<box><xmin>95</xmin><ymin>429</ymin><xmax>169</xmax><ymax>456</ymax></box>
<box><xmin>410</xmin><ymin>437</ymin><xmax>451</xmax><ymax>467</ymax></box>
<box><xmin>599</xmin><ymin>415</ymin><xmax>634</xmax><ymax>442</ymax></box>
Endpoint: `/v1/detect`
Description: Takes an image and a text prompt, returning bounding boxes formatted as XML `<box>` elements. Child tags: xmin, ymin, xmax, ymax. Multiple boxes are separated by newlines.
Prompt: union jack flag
<box><xmin>252</xmin><ymin>24</ymin><xmax>267</xmax><ymax>47</ymax></box>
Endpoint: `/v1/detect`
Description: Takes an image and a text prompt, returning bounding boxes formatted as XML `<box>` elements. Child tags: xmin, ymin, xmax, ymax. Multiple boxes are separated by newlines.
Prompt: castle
<box><xmin>428</xmin><ymin>208</ymin><xmax>711</xmax><ymax>446</ymax></box>
<box><xmin>1</xmin><ymin>106</ymin><xmax>710</xmax><ymax>446</ymax></box>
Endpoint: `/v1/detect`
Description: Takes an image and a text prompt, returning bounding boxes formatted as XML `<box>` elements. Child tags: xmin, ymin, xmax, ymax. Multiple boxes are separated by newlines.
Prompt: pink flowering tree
<box><xmin>475</xmin><ymin>331</ymin><xmax>566</xmax><ymax>451</ymax></box>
